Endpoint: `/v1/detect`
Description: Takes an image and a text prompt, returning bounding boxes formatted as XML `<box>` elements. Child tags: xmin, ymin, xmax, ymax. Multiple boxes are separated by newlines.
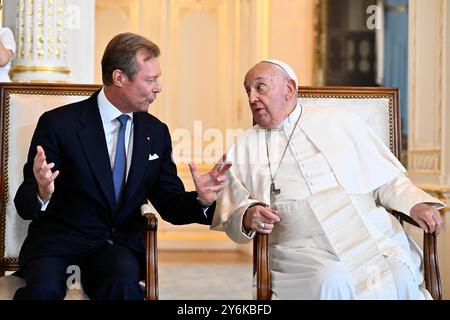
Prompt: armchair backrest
<box><xmin>297</xmin><ymin>86</ymin><xmax>401</xmax><ymax>157</ymax></box>
<box><xmin>0</xmin><ymin>83</ymin><xmax>101</xmax><ymax>274</ymax></box>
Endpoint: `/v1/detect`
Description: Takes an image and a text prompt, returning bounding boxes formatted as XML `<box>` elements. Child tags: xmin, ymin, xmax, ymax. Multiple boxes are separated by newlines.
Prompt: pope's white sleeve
<box><xmin>374</xmin><ymin>173</ymin><xmax>445</xmax><ymax>215</ymax></box>
<box><xmin>211</xmin><ymin>164</ymin><xmax>267</xmax><ymax>244</ymax></box>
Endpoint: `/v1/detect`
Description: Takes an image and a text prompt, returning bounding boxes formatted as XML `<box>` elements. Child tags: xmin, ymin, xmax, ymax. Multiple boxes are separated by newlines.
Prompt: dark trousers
<box><xmin>14</xmin><ymin>242</ymin><xmax>145</xmax><ymax>300</ymax></box>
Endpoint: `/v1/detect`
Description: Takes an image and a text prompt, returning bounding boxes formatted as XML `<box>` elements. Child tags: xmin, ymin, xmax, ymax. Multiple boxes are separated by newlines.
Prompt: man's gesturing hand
<box><xmin>33</xmin><ymin>145</ymin><xmax>59</xmax><ymax>201</ymax></box>
<box><xmin>189</xmin><ymin>154</ymin><xmax>232</xmax><ymax>206</ymax></box>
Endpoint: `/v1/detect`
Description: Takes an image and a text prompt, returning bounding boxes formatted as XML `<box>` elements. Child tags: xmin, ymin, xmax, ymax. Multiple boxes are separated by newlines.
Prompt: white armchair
<box><xmin>0</xmin><ymin>83</ymin><xmax>160</xmax><ymax>300</ymax></box>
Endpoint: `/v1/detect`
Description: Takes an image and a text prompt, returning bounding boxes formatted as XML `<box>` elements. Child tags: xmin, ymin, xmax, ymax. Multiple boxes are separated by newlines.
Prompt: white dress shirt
<box><xmin>97</xmin><ymin>87</ymin><xmax>134</xmax><ymax>176</ymax></box>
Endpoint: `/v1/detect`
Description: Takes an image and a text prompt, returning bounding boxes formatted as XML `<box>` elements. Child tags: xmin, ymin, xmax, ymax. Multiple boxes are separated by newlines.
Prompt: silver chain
<box><xmin>265</xmin><ymin>106</ymin><xmax>303</xmax><ymax>186</ymax></box>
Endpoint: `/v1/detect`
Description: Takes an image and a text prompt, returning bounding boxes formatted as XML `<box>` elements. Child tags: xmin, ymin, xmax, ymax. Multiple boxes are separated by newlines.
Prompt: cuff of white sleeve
<box><xmin>424</xmin><ymin>201</ymin><xmax>446</xmax><ymax>211</ymax></box>
<box><xmin>241</xmin><ymin>225</ymin><xmax>256</xmax><ymax>239</ymax></box>
<box><xmin>202</xmin><ymin>206</ymin><xmax>210</xmax><ymax>218</ymax></box>
<box><xmin>37</xmin><ymin>194</ymin><xmax>50</xmax><ymax>211</ymax></box>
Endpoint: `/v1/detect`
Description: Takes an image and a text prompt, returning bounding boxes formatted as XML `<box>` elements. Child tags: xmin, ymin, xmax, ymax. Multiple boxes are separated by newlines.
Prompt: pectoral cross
<box><xmin>270</xmin><ymin>182</ymin><xmax>281</xmax><ymax>209</ymax></box>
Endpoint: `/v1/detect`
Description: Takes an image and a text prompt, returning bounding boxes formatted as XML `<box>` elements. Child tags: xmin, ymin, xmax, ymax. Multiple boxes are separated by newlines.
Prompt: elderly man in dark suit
<box><xmin>13</xmin><ymin>33</ymin><xmax>231</xmax><ymax>300</ymax></box>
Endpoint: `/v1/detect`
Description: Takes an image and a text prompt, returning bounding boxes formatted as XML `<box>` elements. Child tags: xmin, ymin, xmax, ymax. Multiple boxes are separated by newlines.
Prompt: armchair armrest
<box><xmin>392</xmin><ymin>210</ymin><xmax>441</xmax><ymax>300</ymax></box>
<box><xmin>391</xmin><ymin>210</ymin><xmax>420</xmax><ymax>227</ymax></box>
<box><xmin>141</xmin><ymin>204</ymin><xmax>159</xmax><ymax>300</ymax></box>
<box><xmin>253</xmin><ymin>233</ymin><xmax>271</xmax><ymax>300</ymax></box>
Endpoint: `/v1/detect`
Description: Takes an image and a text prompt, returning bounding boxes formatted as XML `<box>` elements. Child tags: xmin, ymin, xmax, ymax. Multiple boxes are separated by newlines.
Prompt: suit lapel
<box><xmin>77</xmin><ymin>93</ymin><xmax>117</xmax><ymax>212</ymax></box>
<box><xmin>122</xmin><ymin>112</ymin><xmax>152</xmax><ymax>202</ymax></box>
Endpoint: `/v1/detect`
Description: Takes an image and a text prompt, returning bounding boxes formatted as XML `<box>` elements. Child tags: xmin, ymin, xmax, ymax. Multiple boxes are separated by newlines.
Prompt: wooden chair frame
<box><xmin>0</xmin><ymin>83</ymin><xmax>159</xmax><ymax>300</ymax></box>
<box><xmin>253</xmin><ymin>86</ymin><xmax>441</xmax><ymax>300</ymax></box>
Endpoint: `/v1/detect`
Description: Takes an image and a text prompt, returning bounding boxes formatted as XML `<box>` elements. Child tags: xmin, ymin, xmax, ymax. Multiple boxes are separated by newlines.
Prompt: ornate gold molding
<box><xmin>11</xmin><ymin>65</ymin><xmax>71</xmax><ymax>74</ymax></box>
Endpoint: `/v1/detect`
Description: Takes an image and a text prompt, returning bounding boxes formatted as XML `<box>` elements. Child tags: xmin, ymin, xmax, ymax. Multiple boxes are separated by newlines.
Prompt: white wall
<box><xmin>67</xmin><ymin>0</ymin><xmax>95</xmax><ymax>84</ymax></box>
<box><xmin>408</xmin><ymin>0</ymin><xmax>450</xmax><ymax>299</ymax></box>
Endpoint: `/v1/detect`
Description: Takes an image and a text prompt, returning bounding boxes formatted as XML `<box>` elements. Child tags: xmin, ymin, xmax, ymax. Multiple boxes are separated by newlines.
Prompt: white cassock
<box><xmin>211</xmin><ymin>104</ymin><xmax>445</xmax><ymax>300</ymax></box>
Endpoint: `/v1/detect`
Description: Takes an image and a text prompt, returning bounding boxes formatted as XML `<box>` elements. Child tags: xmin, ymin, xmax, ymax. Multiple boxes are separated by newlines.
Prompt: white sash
<box><xmin>306</xmin><ymin>187</ymin><xmax>398</xmax><ymax>299</ymax></box>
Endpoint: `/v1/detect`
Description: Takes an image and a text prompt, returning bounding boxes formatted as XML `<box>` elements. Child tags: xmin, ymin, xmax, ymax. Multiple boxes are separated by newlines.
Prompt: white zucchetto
<box><xmin>261</xmin><ymin>59</ymin><xmax>298</xmax><ymax>88</ymax></box>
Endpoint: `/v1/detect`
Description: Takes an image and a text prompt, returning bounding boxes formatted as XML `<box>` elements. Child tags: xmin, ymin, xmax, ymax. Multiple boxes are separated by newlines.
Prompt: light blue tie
<box><xmin>112</xmin><ymin>114</ymin><xmax>129</xmax><ymax>203</ymax></box>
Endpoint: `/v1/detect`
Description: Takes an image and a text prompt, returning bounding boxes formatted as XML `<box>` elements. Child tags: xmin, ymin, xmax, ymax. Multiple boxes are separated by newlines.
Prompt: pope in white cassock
<box><xmin>210</xmin><ymin>59</ymin><xmax>445</xmax><ymax>300</ymax></box>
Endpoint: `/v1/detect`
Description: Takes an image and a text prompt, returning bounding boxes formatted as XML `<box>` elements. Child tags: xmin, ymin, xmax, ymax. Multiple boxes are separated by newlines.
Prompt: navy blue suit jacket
<box><xmin>14</xmin><ymin>91</ymin><xmax>212</xmax><ymax>266</ymax></box>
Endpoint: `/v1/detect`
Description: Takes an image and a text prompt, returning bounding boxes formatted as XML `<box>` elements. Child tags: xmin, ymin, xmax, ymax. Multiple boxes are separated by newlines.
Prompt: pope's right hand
<box><xmin>33</xmin><ymin>145</ymin><xmax>59</xmax><ymax>201</ymax></box>
<box><xmin>243</xmin><ymin>205</ymin><xmax>280</xmax><ymax>234</ymax></box>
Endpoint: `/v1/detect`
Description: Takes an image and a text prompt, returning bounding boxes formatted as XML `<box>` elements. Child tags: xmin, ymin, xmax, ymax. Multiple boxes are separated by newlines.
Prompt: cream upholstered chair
<box><xmin>253</xmin><ymin>86</ymin><xmax>441</xmax><ymax>300</ymax></box>
<box><xmin>0</xmin><ymin>83</ymin><xmax>159</xmax><ymax>300</ymax></box>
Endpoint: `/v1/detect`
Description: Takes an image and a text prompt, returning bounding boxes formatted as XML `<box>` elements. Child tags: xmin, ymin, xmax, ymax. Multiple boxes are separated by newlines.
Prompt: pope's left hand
<box><xmin>410</xmin><ymin>203</ymin><xmax>444</xmax><ymax>234</ymax></box>
<box><xmin>189</xmin><ymin>154</ymin><xmax>232</xmax><ymax>206</ymax></box>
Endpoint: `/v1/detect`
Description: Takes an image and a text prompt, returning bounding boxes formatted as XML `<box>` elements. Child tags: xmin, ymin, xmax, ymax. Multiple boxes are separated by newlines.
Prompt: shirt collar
<box><xmin>97</xmin><ymin>87</ymin><xmax>134</xmax><ymax>124</ymax></box>
<box><xmin>273</xmin><ymin>102</ymin><xmax>302</xmax><ymax>129</ymax></box>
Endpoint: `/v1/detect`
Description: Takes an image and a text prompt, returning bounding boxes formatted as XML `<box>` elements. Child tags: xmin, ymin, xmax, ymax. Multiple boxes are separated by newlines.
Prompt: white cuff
<box><xmin>202</xmin><ymin>206</ymin><xmax>210</xmax><ymax>218</ymax></box>
<box><xmin>241</xmin><ymin>225</ymin><xmax>256</xmax><ymax>239</ymax></box>
<box><xmin>37</xmin><ymin>194</ymin><xmax>50</xmax><ymax>211</ymax></box>
<box><xmin>424</xmin><ymin>201</ymin><xmax>446</xmax><ymax>211</ymax></box>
